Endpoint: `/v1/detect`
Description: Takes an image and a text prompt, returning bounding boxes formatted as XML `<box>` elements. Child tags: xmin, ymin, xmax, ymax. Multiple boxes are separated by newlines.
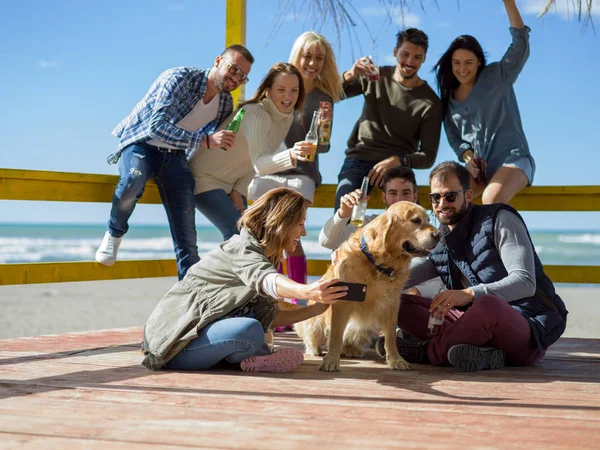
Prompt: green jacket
<box><xmin>141</xmin><ymin>228</ymin><xmax>280</xmax><ymax>370</ymax></box>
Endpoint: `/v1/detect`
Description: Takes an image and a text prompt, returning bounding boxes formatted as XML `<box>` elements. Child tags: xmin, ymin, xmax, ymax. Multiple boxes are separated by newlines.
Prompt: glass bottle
<box><xmin>221</xmin><ymin>108</ymin><xmax>245</xmax><ymax>150</ymax></box>
<box><xmin>473</xmin><ymin>140</ymin><xmax>487</xmax><ymax>184</ymax></box>
<box><xmin>318</xmin><ymin>108</ymin><xmax>331</xmax><ymax>146</ymax></box>
<box><xmin>304</xmin><ymin>110</ymin><xmax>319</xmax><ymax>162</ymax></box>
<box><xmin>350</xmin><ymin>177</ymin><xmax>370</xmax><ymax>227</ymax></box>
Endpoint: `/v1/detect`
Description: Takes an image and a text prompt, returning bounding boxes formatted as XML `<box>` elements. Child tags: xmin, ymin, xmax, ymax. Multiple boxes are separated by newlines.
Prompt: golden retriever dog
<box><xmin>295</xmin><ymin>201</ymin><xmax>440</xmax><ymax>372</ymax></box>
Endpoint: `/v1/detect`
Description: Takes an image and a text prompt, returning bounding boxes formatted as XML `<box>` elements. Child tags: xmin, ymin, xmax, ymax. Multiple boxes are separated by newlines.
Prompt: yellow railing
<box><xmin>2</xmin><ymin>168</ymin><xmax>600</xmax><ymax>285</ymax></box>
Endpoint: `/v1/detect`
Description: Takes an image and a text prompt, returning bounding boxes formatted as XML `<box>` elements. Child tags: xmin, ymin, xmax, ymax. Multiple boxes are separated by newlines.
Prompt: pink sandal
<box><xmin>240</xmin><ymin>349</ymin><xmax>304</xmax><ymax>373</ymax></box>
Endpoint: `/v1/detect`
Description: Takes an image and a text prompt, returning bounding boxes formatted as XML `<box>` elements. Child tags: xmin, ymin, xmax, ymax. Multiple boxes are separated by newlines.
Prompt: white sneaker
<box><xmin>95</xmin><ymin>231</ymin><xmax>122</xmax><ymax>266</ymax></box>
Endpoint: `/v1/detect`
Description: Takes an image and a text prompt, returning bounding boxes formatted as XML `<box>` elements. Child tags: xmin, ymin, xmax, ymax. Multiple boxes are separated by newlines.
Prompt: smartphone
<box><xmin>331</xmin><ymin>281</ymin><xmax>367</xmax><ymax>302</ymax></box>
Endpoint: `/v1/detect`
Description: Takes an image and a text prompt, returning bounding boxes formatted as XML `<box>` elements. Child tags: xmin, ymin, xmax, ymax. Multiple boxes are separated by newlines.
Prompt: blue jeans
<box><xmin>195</xmin><ymin>189</ymin><xmax>247</xmax><ymax>241</ymax></box>
<box><xmin>108</xmin><ymin>143</ymin><xmax>199</xmax><ymax>279</ymax></box>
<box><xmin>334</xmin><ymin>158</ymin><xmax>376</xmax><ymax>211</ymax></box>
<box><xmin>164</xmin><ymin>318</ymin><xmax>271</xmax><ymax>370</ymax></box>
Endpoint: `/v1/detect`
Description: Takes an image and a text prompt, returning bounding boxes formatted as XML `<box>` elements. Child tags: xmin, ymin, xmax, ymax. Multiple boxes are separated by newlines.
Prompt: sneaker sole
<box><xmin>240</xmin><ymin>349</ymin><xmax>304</xmax><ymax>373</ymax></box>
<box><xmin>95</xmin><ymin>255</ymin><xmax>116</xmax><ymax>266</ymax></box>
<box><xmin>448</xmin><ymin>345</ymin><xmax>505</xmax><ymax>372</ymax></box>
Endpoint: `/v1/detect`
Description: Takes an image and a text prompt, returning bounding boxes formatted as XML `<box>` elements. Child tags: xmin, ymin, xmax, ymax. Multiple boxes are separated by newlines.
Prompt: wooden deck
<box><xmin>1</xmin><ymin>329</ymin><xmax>599</xmax><ymax>449</ymax></box>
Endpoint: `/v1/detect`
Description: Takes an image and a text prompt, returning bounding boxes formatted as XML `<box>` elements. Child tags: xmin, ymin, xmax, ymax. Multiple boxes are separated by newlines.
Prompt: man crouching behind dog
<box><xmin>376</xmin><ymin>161</ymin><xmax>568</xmax><ymax>372</ymax></box>
<box><xmin>296</xmin><ymin>197</ymin><xmax>441</xmax><ymax>372</ymax></box>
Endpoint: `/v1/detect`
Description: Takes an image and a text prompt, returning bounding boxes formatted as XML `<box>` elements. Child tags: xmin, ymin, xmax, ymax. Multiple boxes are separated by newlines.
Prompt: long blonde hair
<box><xmin>238</xmin><ymin>188</ymin><xmax>309</xmax><ymax>267</ymax></box>
<box><xmin>239</xmin><ymin>62</ymin><xmax>305</xmax><ymax>113</ymax></box>
<box><xmin>289</xmin><ymin>31</ymin><xmax>344</xmax><ymax>103</ymax></box>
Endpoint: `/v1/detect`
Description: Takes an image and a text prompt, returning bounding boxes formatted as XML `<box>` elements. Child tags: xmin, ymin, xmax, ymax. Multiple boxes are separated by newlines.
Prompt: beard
<box><xmin>399</xmin><ymin>64</ymin><xmax>418</xmax><ymax>79</ymax></box>
<box><xmin>435</xmin><ymin>198</ymin><xmax>468</xmax><ymax>226</ymax></box>
<box><xmin>215</xmin><ymin>72</ymin><xmax>236</xmax><ymax>93</ymax></box>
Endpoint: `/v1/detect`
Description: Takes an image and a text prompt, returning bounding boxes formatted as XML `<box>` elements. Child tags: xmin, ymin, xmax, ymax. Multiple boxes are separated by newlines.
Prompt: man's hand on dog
<box><xmin>430</xmin><ymin>288</ymin><xmax>475</xmax><ymax>317</ymax></box>
<box><xmin>338</xmin><ymin>189</ymin><xmax>370</xmax><ymax>219</ymax></box>
<box><xmin>304</xmin><ymin>278</ymin><xmax>347</xmax><ymax>304</ymax></box>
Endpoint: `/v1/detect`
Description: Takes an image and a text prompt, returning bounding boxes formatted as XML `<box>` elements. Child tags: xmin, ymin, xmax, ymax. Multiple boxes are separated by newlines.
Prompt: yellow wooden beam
<box><xmin>0</xmin><ymin>260</ymin><xmax>178</xmax><ymax>285</ymax></box>
<box><xmin>0</xmin><ymin>168</ymin><xmax>161</xmax><ymax>204</ymax></box>
<box><xmin>225</xmin><ymin>0</ymin><xmax>247</xmax><ymax>106</ymax></box>
<box><xmin>3</xmin><ymin>168</ymin><xmax>600</xmax><ymax>212</ymax></box>
<box><xmin>1</xmin><ymin>258</ymin><xmax>598</xmax><ymax>286</ymax></box>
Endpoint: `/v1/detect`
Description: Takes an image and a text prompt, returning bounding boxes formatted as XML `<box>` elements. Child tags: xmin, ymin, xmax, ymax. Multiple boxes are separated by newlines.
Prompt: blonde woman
<box><xmin>189</xmin><ymin>63</ymin><xmax>316</xmax><ymax>241</ymax></box>
<box><xmin>141</xmin><ymin>188</ymin><xmax>347</xmax><ymax>372</ymax></box>
<box><xmin>248</xmin><ymin>32</ymin><xmax>344</xmax><ymax>302</ymax></box>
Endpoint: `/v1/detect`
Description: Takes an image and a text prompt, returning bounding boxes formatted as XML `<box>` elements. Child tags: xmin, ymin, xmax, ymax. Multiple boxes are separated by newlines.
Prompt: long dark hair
<box><xmin>239</xmin><ymin>62</ymin><xmax>305</xmax><ymax>112</ymax></box>
<box><xmin>433</xmin><ymin>35</ymin><xmax>486</xmax><ymax>115</ymax></box>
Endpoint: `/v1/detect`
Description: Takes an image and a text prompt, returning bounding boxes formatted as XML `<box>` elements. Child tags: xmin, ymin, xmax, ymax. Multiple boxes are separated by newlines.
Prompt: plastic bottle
<box><xmin>427</xmin><ymin>313</ymin><xmax>444</xmax><ymax>337</ymax></box>
<box><xmin>304</xmin><ymin>110</ymin><xmax>319</xmax><ymax>162</ymax></box>
<box><xmin>221</xmin><ymin>108</ymin><xmax>245</xmax><ymax>150</ymax></box>
<box><xmin>350</xmin><ymin>177</ymin><xmax>370</xmax><ymax>227</ymax></box>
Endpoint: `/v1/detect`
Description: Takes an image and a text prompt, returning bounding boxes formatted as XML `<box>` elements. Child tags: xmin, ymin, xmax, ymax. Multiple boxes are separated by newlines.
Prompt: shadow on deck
<box><xmin>1</xmin><ymin>328</ymin><xmax>599</xmax><ymax>449</ymax></box>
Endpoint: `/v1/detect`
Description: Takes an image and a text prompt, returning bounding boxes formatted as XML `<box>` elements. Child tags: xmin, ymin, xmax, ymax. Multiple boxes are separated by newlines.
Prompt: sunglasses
<box><xmin>428</xmin><ymin>188</ymin><xmax>467</xmax><ymax>205</ymax></box>
<box><xmin>223</xmin><ymin>58</ymin><xmax>249</xmax><ymax>84</ymax></box>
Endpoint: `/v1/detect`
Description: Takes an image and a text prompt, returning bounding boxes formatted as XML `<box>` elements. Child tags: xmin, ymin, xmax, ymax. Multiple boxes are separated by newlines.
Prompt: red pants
<box><xmin>398</xmin><ymin>294</ymin><xmax>546</xmax><ymax>366</ymax></box>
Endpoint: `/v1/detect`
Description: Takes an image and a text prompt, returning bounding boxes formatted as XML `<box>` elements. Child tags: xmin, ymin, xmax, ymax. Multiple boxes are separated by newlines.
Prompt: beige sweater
<box><xmin>188</xmin><ymin>97</ymin><xmax>296</xmax><ymax>195</ymax></box>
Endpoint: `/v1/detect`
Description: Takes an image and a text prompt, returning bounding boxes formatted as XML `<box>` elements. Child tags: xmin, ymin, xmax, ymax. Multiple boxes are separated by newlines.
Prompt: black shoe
<box><xmin>375</xmin><ymin>337</ymin><xmax>429</xmax><ymax>363</ymax></box>
<box><xmin>447</xmin><ymin>344</ymin><xmax>505</xmax><ymax>372</ymax></box>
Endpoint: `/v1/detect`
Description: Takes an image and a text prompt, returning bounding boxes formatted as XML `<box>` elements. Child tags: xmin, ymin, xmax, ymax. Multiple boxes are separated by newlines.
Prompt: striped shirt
<box><xmin>107</xmin><ymin>66</ymin><xmax>233</xmax><ymax>164</ymax></box>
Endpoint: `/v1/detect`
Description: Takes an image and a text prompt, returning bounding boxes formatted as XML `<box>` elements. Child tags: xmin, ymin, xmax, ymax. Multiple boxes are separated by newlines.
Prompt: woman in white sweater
<box><xmin>189</xmin><ymin>63</ymin><xmax>315</xmax><ymax>240</ymax></box>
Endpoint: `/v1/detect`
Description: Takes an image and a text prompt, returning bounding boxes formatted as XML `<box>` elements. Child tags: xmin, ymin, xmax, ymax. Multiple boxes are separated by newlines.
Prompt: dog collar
<box><xmin>360</xmin><ymin>235</ymin><xmax>394</xmax><ymax>277</ymax></box>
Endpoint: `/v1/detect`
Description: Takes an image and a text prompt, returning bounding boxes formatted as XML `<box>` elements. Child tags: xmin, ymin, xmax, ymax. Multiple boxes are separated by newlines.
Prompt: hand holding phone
<box><xmin>330</xmin><ymin>281</ymin><xmax>367</xmax><ymax>302</ymax></box>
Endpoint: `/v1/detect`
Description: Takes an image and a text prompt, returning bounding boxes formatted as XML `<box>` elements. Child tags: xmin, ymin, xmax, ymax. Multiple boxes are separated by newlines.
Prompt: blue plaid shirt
<box><xmin>107</xmin><ymin>66</ymin><xmax>233</xmax><ymax>164</ymax></box>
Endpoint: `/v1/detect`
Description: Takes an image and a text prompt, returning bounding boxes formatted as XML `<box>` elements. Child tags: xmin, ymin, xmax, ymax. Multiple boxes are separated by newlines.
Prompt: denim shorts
<box><xmin>501</xmin><ymin>155</ymin><xmax>535</xmax><ymax>185</ymax></box>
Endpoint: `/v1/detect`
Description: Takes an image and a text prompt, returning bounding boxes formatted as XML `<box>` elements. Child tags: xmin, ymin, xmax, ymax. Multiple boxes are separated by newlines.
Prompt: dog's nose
<box><xmin>432</xmin><ymin>231</ymin><xmax>441</xmax><ymax>241</ymax></box>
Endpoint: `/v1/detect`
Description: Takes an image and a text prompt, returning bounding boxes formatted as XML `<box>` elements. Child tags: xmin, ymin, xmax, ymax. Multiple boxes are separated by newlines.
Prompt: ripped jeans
<box><xmin>108</xmin><ymin>142</ymin><xmax>199</xmax><ymax>279</ymax></box>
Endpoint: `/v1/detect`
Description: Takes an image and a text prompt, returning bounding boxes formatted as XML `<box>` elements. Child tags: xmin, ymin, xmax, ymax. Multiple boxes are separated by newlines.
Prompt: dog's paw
<box><xmin>318</xmin><ymin>357</ymin><xmax>341</xmax><ymax>372</ymax></box>
<box><xmin>341</xmin><ymin>344</ymin><xmax>364</xmax><ymax>358</ymax></box>
<box><xmin>387</xmin><ymin>357</ymin><xmax>411</xmax><ymax>371</ymax></box>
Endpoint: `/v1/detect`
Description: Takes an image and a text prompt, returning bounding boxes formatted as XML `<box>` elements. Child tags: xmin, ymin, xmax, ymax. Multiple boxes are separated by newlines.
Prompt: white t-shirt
<box><xmin>147</xmin><ymin>93</ymin><xmax>220</xmax><ymax>148</ymax></box>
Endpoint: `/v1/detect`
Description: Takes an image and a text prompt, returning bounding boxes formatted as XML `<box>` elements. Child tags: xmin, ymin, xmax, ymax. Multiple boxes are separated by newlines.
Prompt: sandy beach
<box><xmin>1</xmin><ymin>277</ymin><xmax>598</xmax><ymax>340</ymax></box>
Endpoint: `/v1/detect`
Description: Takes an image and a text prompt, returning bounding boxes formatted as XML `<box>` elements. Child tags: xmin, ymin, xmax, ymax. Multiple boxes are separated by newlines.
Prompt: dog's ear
<box><xmin>363</xmin><ymin>213</ymin><xmax>397</xmax><ymax>256</ymax></box>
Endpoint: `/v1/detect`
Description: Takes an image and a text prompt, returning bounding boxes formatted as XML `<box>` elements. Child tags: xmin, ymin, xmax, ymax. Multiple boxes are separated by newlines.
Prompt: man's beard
<box><xmin>436</xmin><ymin>199</ymin><xmax>468</xmax><ymax>226</ymax></box>
<box><xmin>215</xmin><ymin>73</ymin><xmax>235</xmax><ymax>93</ymax></box>
<box><xmin>399</xmin><ymin>65</ymin><xmax>417</xmax><ymax>79</ymax></box>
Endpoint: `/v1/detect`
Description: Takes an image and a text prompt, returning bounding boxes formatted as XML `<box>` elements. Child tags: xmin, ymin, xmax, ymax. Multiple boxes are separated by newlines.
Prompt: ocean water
<box><xmin>1</xmin><ymin>223</ymin><xmax>600</xmax><ymax>268</ymax></box>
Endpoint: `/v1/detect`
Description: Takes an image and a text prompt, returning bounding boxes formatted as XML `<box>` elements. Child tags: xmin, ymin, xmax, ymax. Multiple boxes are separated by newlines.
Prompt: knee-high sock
<box><xmin>286</xmin><ymin>255</ymin><xmax>307</xmax><ymax>304</ymax></box>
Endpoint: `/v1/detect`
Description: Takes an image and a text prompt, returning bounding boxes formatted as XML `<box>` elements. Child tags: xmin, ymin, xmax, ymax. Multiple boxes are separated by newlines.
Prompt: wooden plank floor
<box><xmin>1</xmin><ymin>328</ymin><xmax>599</xmax><ymax>449</ymax></box>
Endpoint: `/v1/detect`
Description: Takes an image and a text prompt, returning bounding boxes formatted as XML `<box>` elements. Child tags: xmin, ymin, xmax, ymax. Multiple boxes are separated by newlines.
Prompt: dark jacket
<box><xmin>429</xmin><ymin>204</ymin><xmax>567</xmax><ymax>350</ymax></box>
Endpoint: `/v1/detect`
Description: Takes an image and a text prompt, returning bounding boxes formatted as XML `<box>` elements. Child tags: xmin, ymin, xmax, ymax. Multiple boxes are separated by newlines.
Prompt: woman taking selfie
<box><xmin>141</xmin><ymin>188</ymin><xmax>347</xmax><ymax>373</ymax></box>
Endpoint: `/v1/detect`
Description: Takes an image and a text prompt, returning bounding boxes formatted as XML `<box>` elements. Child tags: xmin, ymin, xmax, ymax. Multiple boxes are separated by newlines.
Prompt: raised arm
<box><xmin>499</xmin><ymin>0</ymin><xmax>530</xmax><ymax>83</ymax></box>
<box><xmin>341</xmin><ymin>57</ymin><xmax>373</xmax><ymax>98</ymax></box>
<box><xmin>504</xmin><ymin>0</ymin><xmax>524</xmax><ymax>29</ymax></box>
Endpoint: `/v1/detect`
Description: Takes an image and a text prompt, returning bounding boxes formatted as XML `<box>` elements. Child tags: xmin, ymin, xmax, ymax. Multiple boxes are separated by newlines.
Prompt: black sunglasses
<box><xmin>428</xmin><ymin>188</ymin><xmax>467</xmax><ymax>205</ymax></box>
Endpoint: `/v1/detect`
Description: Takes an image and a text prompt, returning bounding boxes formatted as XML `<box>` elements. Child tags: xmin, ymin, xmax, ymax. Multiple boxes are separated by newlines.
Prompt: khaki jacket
<box><xmin>141</xmin><ymin>228</ymin><xmax>280</xmax><ymax>370</ymax></box>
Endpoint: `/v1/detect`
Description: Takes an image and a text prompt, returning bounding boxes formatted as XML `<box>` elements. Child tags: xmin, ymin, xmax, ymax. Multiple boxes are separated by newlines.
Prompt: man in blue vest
<box><xmin>376</xmin><ymin>161</ymin><xmax>568</xmax><ymax>371</ymax></box>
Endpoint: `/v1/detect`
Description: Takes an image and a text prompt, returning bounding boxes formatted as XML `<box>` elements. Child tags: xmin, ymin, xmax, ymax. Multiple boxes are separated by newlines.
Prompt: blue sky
<box><xmin>1</xmin><ymin>0</ymin><xmax>599</xmax><ymax>230</ymax></box>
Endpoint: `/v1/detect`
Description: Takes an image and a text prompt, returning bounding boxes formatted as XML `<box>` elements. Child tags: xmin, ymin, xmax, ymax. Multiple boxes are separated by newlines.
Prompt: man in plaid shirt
<box><xmin>96</xmin><ymin>44</ymin><xmax>254</xmax><ymax>280</ymax></box>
